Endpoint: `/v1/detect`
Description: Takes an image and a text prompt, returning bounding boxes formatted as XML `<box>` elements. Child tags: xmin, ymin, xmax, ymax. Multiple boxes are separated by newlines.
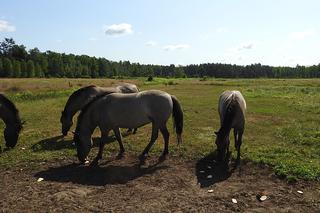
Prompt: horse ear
<box><xmin>214</xmin><ymin>131</ymin><xmax>219</xmax><ymax>135</ymax></box>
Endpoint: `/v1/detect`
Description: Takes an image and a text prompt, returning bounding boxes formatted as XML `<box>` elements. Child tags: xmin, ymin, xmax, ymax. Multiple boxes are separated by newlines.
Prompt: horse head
<box><xmin>73</xmin><ymin>131</ymin><xmax>92</xmax><ymax>163</ymax></box>
<box><xmin>214</xmin><ymin>130</ymin><xmax>230</xmax><ymax>162</ymax></box>
<box><xmin>60</xmin><ymin>111</ymin><xmax>73</xmax><ymax>136</ymax></box>
<box><xmin>4</xmin><ymin>121</ymin><xmax>23</xmax><ymax>148</ymax></box>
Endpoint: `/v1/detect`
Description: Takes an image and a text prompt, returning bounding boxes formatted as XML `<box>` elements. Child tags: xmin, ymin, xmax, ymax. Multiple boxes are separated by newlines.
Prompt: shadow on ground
<box><xmin>35</xmin><ymin>158</ymin><xmax>168</xmax><ymax>186</ymax></box>
<box><xmin>31</xmin><ymin>131</ymin><xmax>133</xmax><ymax>152</ymax></box>
<box><xmin>196</xmin><ymin>151</ymin><xmax>239</xmax><ymax>188</ymax></box>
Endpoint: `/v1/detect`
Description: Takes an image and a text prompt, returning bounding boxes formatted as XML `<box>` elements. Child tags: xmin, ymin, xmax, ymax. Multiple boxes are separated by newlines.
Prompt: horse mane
<box><xmin>63</xmin><ymin>85</ymin><xmax>97</xmax><ymax>114</ymax></box>
<box><xmin>0</xmin><ymin>93</ymin><xmax>22</xmax><ymax>128</ymax></box>
<box><xmin>75</xmin><ymin>92</ymin><xmax>110</xmax><ymax>131</ymax></box>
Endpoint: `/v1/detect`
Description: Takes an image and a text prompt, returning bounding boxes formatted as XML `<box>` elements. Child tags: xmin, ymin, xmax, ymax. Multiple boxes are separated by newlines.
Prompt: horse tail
<box><xmin>171</xmin><ymin>95</ymin><xmax>183</xmax><ymax>144</ymax></box>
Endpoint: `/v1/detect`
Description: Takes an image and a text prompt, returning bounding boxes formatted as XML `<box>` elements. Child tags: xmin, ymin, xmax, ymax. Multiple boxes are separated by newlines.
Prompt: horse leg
<box><xmin>92</xmin><ymin>130</ymin><xmax>110</xmax><ymax>165</ymax></box>
<box><xmin>159</xmin><ymin>125</ymin><xmax>170</xmax><ymax>161</ymax></box>
<box><xmin>126</xmin><ymin>128</ymin><xmax>137</xmax><ymax>134</ymax></box>
<box><xmin>113</xmin><ymin>128</ymin><xmax>125</xmax><ymax>158</ymax></box>
<box><xmin>139</xmin><ymin>124</ymin><xmax>159</xmax><ymax>164</ymax></box>
<box><xmin>235</xmin><ymin>129</ymin><xmax>244</xmax><ymax>164</ymax></box>
<box><xmin>231</xmin><ymin>129</ymin><xmax>237</xmax><ymax>160</ymax></box>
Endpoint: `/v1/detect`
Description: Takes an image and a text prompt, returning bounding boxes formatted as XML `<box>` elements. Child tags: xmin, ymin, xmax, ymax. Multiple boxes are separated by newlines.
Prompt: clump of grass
<box><xmin>8</xmin><ymin>89</ymin><xmax>77</xmax><ymax>102</ymax></box>
<box><xmin>165</xmin><ymin>80</ymin><xmax>178</xmax><ymax>85</ymax></box>
<box><xmin>199</xmin><ymin>76</ymin><xmax>208</xmax><ymax>81</ymax></box>
<box><xmin>6</xmin><ymin>86</ymin><xmax>22</xmax><ymax>92</ymax></box>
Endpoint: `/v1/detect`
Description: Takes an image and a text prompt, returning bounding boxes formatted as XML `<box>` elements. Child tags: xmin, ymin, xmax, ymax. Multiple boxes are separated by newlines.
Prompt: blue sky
<box><xmin>0</xmin><ymin>0</ymin><xmax>319</xmax><ymax>66</ymax></box>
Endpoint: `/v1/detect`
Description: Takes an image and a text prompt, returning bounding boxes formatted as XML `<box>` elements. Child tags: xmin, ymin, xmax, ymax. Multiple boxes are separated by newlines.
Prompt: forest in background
<box><xmin>0</xmin><ymin>38</ymin><xmax>320</xmax><ymax>78</ymax></box>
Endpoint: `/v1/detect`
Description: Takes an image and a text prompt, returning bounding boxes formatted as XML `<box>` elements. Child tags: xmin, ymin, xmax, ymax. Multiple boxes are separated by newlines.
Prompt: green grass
<box><xmin>0</xmin><ymin>78</ymin><xmax>320</xmax><ymax>181</ymax></box>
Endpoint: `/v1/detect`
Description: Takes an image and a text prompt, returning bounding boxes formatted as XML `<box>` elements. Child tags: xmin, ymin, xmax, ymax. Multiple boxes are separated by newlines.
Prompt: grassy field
<box><xmin>0</xmin><ymin>78</ymin><xmax>319</xmax><ymax>181</ymax></box>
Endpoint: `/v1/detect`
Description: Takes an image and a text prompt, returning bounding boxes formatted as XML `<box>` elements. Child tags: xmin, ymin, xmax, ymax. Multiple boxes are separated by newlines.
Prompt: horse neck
<box><xmin>64</xmin><ymin>90</ymin><xmax>99</xmax><ymax>117</ymax></box>
<box><xmin>76</xmin><ymin>108</ymin><xmax>97</xmax><ymax>138</ymax></box>
<box><xmin>0</xmin><ymin>105</ymin><xmax>17</xmax><ymax>127</ymax></box>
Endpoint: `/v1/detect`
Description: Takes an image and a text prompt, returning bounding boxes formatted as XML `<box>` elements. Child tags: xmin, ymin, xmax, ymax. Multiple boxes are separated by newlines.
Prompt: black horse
<box><xmin>0</xmin><ymin>94</ymin><xmax>23</xmax><ymax>149</ymax></box>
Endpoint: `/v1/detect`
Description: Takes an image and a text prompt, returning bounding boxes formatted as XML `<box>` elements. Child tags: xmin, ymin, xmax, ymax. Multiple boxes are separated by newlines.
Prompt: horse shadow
<box><xmin>195</xmin><ymin>150</ymin><xmax>238</xmax><ymax>188</ymax></box>
<box><xmin>34</xmin><ymin>159</ymin><xmax>168</xmax><ymax>186</ymax></box>
<box><xmin>31</xmin><ymin>131</ymin><xmax>133</xmax><ymax>152</ymax></box>
<box><xmin>32</xmin><ymin>136</ymin><xmax>111</xmax><ymax>151</ymax></box>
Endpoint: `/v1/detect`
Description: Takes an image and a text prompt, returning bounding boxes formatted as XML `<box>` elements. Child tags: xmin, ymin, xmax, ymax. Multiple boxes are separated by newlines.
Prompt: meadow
<box><xmin>0</xmin><ymin>77</ymin><xmax>319</xmax><ymax>181</ymax></box>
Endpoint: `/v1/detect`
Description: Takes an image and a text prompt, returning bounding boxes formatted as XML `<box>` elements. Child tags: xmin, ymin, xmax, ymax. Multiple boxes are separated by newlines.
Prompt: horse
<box><xmin>0</xmin><ymin>94</ymin><xmax>23</xmax><ymax>149</ymax></box>
<box><xmin>73</xmin><ymin>90</ymin><xmax>183</xmax><ymax>164</ymax></box>
<box><xmin>60</xmin><ymin>83</ymin><xmax>139</xmax><ymax>136</ymax></box>
<box><xmin>214</xmin><ymin>90</ymin><xmax>246</xmax><ymax>164</ymax></box>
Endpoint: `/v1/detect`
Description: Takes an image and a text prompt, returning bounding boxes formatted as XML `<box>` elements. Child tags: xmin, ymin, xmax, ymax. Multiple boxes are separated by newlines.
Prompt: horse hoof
<box><xmin>158</xmin><ymin>154</ymin><xmax>167</xmax><ymax>163</ymax></box>
<box><xmin>90</xmin><ymin>158</ymin><xmax>99</xmax><ymax>167</ymax></box>
<box><xmin>138</xmin><ymin>154</ymin><xmax>147</xmax><ymax>165</ymax></box>
<box><xmin>116</xmin><ymin>152</ymin><xmax>125</xmax><ymax>159</ymax></box>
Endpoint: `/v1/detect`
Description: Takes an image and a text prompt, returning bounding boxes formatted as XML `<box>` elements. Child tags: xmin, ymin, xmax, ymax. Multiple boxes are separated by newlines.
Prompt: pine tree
<box><xmin>35</xmin><ymin>63</ymin><xmax>42</xmax><ymax>77</ymax></box>
<box><xmin>12</xmin><ymin>60</ymin><xmax>21</xmax><ymax>77</ymax></box>
<box><xmin>2</xmin><ymin>58</ymin><xmax>13</xmax><ymax>77</ymax></box>
<box><xmin>0</xmin><ymin>58</ymin><xmax>3</xmax><ymax>76</ymax></box>
<box><xmin>27</xmin><ymin>60</ymin><xmax>35</xmax><ymax>77</ymax></box>
<box><xmin>20</xmin><ymin>60</ymin><xmax>27</xmax><ymax>77</ymax></box>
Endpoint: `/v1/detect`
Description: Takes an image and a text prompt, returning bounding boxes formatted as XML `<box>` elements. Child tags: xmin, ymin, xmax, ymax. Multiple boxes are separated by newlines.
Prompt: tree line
<box><xmin>0</xmin><ymin>38</ymin><xmax>319</xmax><ymax>78</ymax></box>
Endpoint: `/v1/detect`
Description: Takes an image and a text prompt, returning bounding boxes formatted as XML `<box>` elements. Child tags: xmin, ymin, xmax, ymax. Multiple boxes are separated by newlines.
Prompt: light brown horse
<box><xmin>60</xmin><ymin>83</ymin><xmax>139</xmax><ymax>136</ymax></box>
<box><xmin>73</xmin><ymin>90</ymin><xmax>183</xmax><ymax>164</ymax></box>
<box><xmin>0</xmin><ymin>94</ymin><xmax>23</xmax><ymax>149</ymax></box>
<box><xmin>215</xmin><ymin>90</ymin><xmax>246</xmax><ymax>163</ymax></box>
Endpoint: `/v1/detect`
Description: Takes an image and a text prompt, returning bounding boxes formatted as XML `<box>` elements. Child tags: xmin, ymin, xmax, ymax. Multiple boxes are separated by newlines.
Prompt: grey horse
<box><xmin>215</xmin><ymin>90</ymin><xmax>246</xmax><ymax>163</ymax></box>
<box><xmin>0</xmin><ymin>94</ymin><xmax>23</xmax><ymax>149</ymax></box>
<box><xmin>60</xmin><ymin>83</ymin><xmax>139</xmax><ymax>136</ymax></box>
<box><xmin>73</xmin><ymin>90</ymin><xmax>183</xmax><ymax>164</ymax></box>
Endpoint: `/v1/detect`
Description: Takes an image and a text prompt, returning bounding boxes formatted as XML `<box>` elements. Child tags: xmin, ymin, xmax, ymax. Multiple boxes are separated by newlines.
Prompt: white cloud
<box><xmin>105</xmin><ymin>23</ymin><xmax>133</xmax><ymax>36</ymax></box>
<box><xmin>145</xmin><ymin>40</ymin><xmax>157</xmax><ymax>46</ymax></box>
<box><xmin>89</xmin><ymin>37</ymin><xmax>97</xmax><ymax>41</ymax></box>
<box><xmin>163</xmin><ymin>44</ymin><xmax>190</xmax><ymax>51</ymax></box>
<box><xmin>289</xmin><ymin>30</ymin><xmax>315</xmax><ymax>40</ymax></box>
<box><xmin>0</xmin><ymin>20</ymin><xmax>16</xmax><ymax>32</ymax></box>
<box><xmin>238</xmin><ymin>42</ymin><xmax>255</xmax><ymax>51</ymax></box>
<box><xmin>216</xmin><ymin>27</ymin><xmax>228</xmax><ymax>33</ymax></box>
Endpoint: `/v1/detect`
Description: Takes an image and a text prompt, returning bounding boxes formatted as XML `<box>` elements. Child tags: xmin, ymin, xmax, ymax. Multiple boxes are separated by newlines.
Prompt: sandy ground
<box><xmin>1</xmin><ymin>153</ymin><xmax>319</xmax><ymax>213</ymax></box>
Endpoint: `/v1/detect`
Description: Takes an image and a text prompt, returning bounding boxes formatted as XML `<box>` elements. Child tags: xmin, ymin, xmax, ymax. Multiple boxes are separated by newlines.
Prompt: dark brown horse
<box><xmin>0</xmin><ymin>94</ymin><xmax>23</xmax><ymax>149</ymax></box>
<box><xmin>215</xmin><ymin>90</ymin><xmax>246</xmax><ymax>163</ymax></box>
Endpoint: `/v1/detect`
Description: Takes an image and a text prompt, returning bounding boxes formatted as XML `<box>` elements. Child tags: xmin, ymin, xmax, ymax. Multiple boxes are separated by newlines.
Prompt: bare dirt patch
<box><xmin>1</xmin><ymin>154</ymin><xmax>319</xmax><ymax>212</ymax></box>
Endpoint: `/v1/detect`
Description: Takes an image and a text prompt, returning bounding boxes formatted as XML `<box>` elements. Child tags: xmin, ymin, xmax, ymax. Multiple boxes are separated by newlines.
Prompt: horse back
<box><xmin>99</xmin><ymin>90</ymin><xmax>173</xmax><ymax>128</ymax></box>
<box><xmin>218</xmin><ymin>90</ymin><xmax>246</xmax><ymax>128</ymax></box>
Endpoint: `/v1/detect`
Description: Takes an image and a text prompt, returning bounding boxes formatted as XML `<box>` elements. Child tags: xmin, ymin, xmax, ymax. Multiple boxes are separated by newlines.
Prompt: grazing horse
<box><xmin>215</xmin><ymin>90</ymin><xmax>246</xmax><ymax>163</ymax></box>
<box><xmin>0</xmin><ymin>94</ymin><xmax>23</xmax><ymax>149</ymax></box>
<box><xmin>60</xmin><ymin>83</ymin><xmax>139</xmax><ymax>136</ymax></box>
<box><xmin>73</xmin><ymin>90</ymin><xmax>183</xmax><ymax>164</ymax></box>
